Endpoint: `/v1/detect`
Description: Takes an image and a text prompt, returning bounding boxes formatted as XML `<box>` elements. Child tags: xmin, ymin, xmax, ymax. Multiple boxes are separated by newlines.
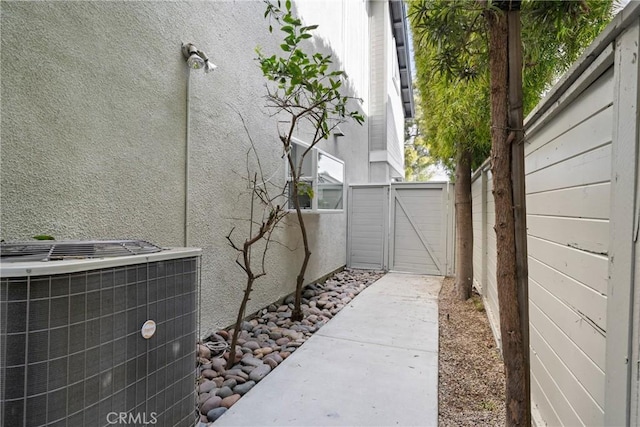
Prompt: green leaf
<box><xmin>297</xmin><ymin>181</ymin><xmax>314</xmax><ymax>198</ymax></box>
<box><xmin>280</xmin><ymin>43</ymin><xmax>290</xmax><ymax>52</ymax></box>
<box><xmin>33</xmin><ymin>234</ymin><xmax>55</xmax><ymax>240</ymax></box>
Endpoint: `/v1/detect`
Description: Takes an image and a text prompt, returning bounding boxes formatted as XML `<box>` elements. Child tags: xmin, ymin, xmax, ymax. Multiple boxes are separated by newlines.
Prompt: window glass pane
<box><xmin>288</xmin><ymin>180</ymin><xmax>313</xmax><ymax>210</ymax></box>
<box><xmin>317</xmin><ymin>153</ymin><xmax>344</xmax><ymax>210</ymax></box>
<box><xmin>291</xmin><ymin>143</ymin><xmax>313</xmax><ymax>177</ymax></box>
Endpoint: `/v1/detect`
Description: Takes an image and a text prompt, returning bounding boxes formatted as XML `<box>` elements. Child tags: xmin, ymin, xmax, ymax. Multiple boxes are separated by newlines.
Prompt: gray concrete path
<box><xmin>215</xmin><ymin>273</ymin><xmax>442</xmax><ymax>427</ymax></box>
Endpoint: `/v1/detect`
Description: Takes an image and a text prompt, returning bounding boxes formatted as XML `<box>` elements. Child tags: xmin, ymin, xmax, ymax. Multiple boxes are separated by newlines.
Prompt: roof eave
<box><xmin>389</xmin><ymin>0</ymin><xmax>415</xmax><ymax>119</ymax></box>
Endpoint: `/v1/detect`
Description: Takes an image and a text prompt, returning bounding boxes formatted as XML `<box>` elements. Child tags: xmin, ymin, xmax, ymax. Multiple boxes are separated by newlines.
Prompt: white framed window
<box><xmin>286</xmin><ymin>138</ymin><xmax>345</xmax><ymax>213</ymax></box>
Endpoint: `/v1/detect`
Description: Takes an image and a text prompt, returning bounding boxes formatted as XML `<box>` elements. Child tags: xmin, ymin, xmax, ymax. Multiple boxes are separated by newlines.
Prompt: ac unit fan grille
<box><xmin>0</xmin><ymin>240</ymin><xmax>162</xmax><ymax>262</ymax></box>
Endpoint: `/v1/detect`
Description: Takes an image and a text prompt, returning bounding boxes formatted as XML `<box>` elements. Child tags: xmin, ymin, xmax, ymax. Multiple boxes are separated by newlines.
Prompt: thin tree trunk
<box><xmin>507</xmin><ymin>7</ymin><xmax>531</xmax><ymax>424</ymax></box>
<box><xmin>227</xmin><ymin>275</ymin><xmax>254</xmax><ymax>368</ymax></box>
<box><xmin>226</xmin><ymin>171</ymin><xmax>284</xmax><ymax>368</ymax></box>
<box><xmin>486</xmin><ymin>8</ymin><xmax>529</xmax><ymax>426</ymax></box>
<box><xmin>290</xmin><ymin>174</ymin><xmax>311</xmax><ymax>322</ymax></box>
<box><xmin>455</xmin><ymin>147</ymin><xmax>473</xmax><ymax>300</ymax></box>
<box><xmin>291</xmin><ymin>202</ymin><xmax>311</xmax><ymax>322</ymax></box>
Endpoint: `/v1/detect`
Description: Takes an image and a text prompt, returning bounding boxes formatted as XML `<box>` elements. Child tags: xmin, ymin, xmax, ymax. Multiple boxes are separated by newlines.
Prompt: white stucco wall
<box><xmin>1</xmin><ymin>1</ymin><xmax>370</xmax><ymax>332</ymax></box>
<box><xmin>293</xmin><ymin>0</ymin><xmax>370</xmax><ymax>114</ymax></box>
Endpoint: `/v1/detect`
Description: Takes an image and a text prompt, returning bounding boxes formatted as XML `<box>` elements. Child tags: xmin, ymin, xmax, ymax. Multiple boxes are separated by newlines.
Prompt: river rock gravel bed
<box><xmin>194</xmin><ymin>269</ymin><xmax>385</xmax><ymax>425</ymax></box>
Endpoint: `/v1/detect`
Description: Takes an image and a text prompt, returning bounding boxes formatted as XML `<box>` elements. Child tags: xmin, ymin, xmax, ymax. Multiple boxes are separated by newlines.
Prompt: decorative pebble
<box><xmin>198</xmin><ymin>380</ymin><xmax>217</xmax><ymax>394</ymax></box>
<box><xmin>255</xmin><ymin>347</ymin><xmax>273</xmax><ymax>356</ymax></box>
<box><xmin>233</xmin><ymin>380</ymin><xmax>256</xmax><ymax>396</ymax></box>
<box><xmin>269</xmin><ymin>331</ymin><xmax>283</xmax><ymax>340</ymax></box>
<box><xmin>207</xmin><ymin>407</ymin><xmax>227</xmax><ymax>422</ymax></box>
<box><xmin>264</xmin><ymin>353</ymin><xmax>283</xmax><ymax>364</ymax></box>
<box><xmin>225</xmin><ymin>369</ymin><xmax>248</xmax><ymax>380</ymax></box>
<box><xmin>221</xmin><ymin>394</ymin><xmax>241</xmax><ymax>409</ymax></box>
<box><xmin>200</xmin><ymin>395</ymin><xmax>222</xmax><ymax>414</ymax></box>
<box><xmin>243</xmin><ymin>340</ymin><xmax>260</xmax><ymax>351</ymax></box>
<box><xmin>198</xmin><ymin>344</ymin><xmax>212</xmax><ymax>359</ymax></box>
<box><xmin>225</xmin><ymin>374</ymin><xmax>246</xmax><ymax>384</ymax></box>
<box><xmin>198</xmin><ymin>392</ymin><xmax>211</xmax><ymax>405</ymax></box>
<box><xmin>202</xmin><ymin>369</ymin><xmax>217</xmax><ymax>379</ymax></box>
<box><xmin>216</xmin><ymin>386</ymin><xmax>234</xmax><ymax>399</ymax></box>
<box><xmin>211</xmin><ymin>358</ymin><xmax>226</xmax><ymax>372</ymax></box>
<box><xmin>263</xmin><ymin>357</ymin><xmax>278</xmax><ymax>369</ymax></box>
<box><xmin>278</xmin><ymin>304</ymin><xmax>289</xmax><ymax>312</ymax></box>
<box><xmin>240</xmin><ymin>365</ymin><xmax>255</xmax><ymax>374</ymax></box>
<box><xmin>275</xmin><ymin>337</ymin><xmax>290</xmax><ymax>346</ymax></box>
<box><xmin>221</xmin><ymin>378</ymin><xmax>237</xmax><ymax>389</ymax></box>
<box><xmin>249</xmin><ymin>364</ymin><xmax>271</xmax><ymax>381</ymax></box>
<box><xmin>241</xmin><ymin>356</ymin><xmax>263</xmax><ymax>367</ymax></box>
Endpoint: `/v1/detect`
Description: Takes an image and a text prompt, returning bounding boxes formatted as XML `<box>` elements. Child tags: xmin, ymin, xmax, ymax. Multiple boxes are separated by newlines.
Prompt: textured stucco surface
<box><xmin>1</xmin><ymin>1</ymin><xmax>370</xmax><ymax>332</ymax></box>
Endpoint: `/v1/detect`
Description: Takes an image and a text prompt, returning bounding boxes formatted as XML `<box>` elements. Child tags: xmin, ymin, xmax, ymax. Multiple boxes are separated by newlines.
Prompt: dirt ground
<box><xmin>438</xmin><ymin>276</ymin><xmax>506</xmax><ymax>426</ymax></box>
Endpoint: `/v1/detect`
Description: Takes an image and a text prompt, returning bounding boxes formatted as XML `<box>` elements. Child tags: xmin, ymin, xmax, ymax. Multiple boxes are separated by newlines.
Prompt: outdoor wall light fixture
<box><xmin>181</xmin><ymin>42</ymin><xmax>216</xmax><ymax>73</ymax></box>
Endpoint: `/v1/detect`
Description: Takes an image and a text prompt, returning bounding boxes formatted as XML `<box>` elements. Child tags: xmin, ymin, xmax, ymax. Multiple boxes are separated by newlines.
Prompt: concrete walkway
<box><xmin>215</xmin><ymin>273</ymin><xmax>442</xmax><ymax>427</ymax></box>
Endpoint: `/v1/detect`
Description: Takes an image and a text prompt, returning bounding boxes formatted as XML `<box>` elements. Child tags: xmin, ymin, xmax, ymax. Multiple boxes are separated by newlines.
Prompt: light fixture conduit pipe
<box><xmin>184</xmin><ymin>70</ymin><xmax>191</xmax><ymax>247</ymax></box>
<box><xmin>181</xmin><ymin>42</ymin><xmax>216</xmax><ymax>247</ymax></box>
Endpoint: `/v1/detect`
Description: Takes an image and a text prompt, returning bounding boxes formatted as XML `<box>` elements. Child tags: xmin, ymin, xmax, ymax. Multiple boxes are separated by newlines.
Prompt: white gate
<box><xmin>347</xmin><ymin>182</ymin><xmax>454</xmax><ymax>275</ymax></box>
<box><xmin>347</xmin><ymin>185</ymin><xmax>389</xmax><ymax>270</ymax></box>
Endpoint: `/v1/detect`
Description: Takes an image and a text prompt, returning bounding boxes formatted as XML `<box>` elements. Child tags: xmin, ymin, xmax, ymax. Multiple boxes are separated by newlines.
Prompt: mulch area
<box><xmin>438</xmin><ymin>276</ymin><xmax>506</xmax><ymax>426</ymax></box>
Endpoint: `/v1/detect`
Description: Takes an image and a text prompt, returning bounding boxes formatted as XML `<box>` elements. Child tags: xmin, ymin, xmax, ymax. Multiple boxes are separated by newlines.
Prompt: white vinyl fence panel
<box><xmin>525</xmin><ymin>65</ymin><xmax>613</xmax><ymax>426</ymax></box>
<box><xmin>347</xmin><ymin>185</ymin><xmax>388</xmax><ymax>270</ymax></box>
<box><xmin>472</xmin><ymin>168</ymin><xmax>500</xmax><ymax>346</ymax></box>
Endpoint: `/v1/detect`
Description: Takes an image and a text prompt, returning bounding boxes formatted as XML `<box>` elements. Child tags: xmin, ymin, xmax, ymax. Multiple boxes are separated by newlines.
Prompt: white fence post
<box><xmin>604</xmin><ymin>19</ymin><xmax>640</xmax><ymax>427</ymax></box>
<box><xmin>480</xmin><ymin>168</ymin><xmax>488</xmax><ymax>295</ymax></box>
